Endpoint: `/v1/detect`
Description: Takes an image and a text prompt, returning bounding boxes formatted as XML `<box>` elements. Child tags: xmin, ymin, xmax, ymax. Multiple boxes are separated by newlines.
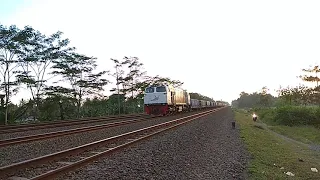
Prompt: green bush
<box><xmin>314</xmin><ymin>108</ymin><xmax>320</xmax><ymax>128</ymax></box>
<box><xmin>278</xmin><ymin>106</ymin><xmax>318</xmax><ymax>126</ymax></box>
<box><xmin>255</xmin><ymin>106</ymin><xmax>320</xmax><ymax>128</ymax></box>
<box><xmin>260</xmin><ymin>106</ymin><xmax>320</xmax><ymax>127</ymax></box>
<box><xmin>257</xmin><ymin>108</ymin><xmax>277</xmax><ymax>125</ymax></box>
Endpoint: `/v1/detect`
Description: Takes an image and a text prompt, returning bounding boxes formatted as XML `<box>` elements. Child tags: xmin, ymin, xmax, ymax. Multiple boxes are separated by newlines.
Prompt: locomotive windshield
<box><xmin>145</xmin><ymin>87</ymin><xmax>154</xmax><ymax>93</ymax></box>
<box><xmin>156</xmin><ymin>86</ymin><xmax>166</xmax><ymax>92</ymax></box>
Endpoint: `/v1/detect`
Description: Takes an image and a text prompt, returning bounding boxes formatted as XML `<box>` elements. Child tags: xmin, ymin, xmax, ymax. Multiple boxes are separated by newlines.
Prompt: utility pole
<box><xmin>116</xmin><ymin>65</ymin><xmax>120</xmax><ymax>115</ymax></box>
<box><xmin>59</xmin><ymin>99</ymin><xmax>64</xmax><ymax>120</ymax></box>
<box><xmin>0</xmin><ymin>94</ymin><xmax>5</xmax><ymax>125</ymax></box>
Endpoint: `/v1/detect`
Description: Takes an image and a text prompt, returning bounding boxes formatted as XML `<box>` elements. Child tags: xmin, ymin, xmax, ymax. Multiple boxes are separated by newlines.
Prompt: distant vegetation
<box><xmin>232</xmin><ymin>65</ymin><xmax>320</xmax><ymax>128</ymax></box>
<box><xmin>231</xmin><ymin>86</ymin><xmax>278</xmax><ymax>108</ymax></box>
<box><xmin>0</xmin><ymin>24</ymin><xmax>227</xmax><ymax>125</ymax></box>
<box><xmin>189</xmin><ymin>92</ymin><xmax>213</xmax><ymax>101</ymax></box>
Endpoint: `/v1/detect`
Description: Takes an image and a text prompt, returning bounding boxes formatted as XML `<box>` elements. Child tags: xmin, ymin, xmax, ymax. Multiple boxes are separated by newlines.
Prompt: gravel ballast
<box><xmin>60</xmin><ymin>107</ymin><xmax>249</xmax><ymax>180</ymax></box>
<box><xmin>0</xmin><ymin>110</ymin><xmax>208</xmax><ymax>167</ymax></box>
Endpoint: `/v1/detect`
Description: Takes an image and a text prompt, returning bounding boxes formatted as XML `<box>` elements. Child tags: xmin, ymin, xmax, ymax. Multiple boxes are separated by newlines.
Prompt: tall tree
<box><xmin>0</xmin><ymin>24</ymin><xmax>34</xmax><ymax>124</ymax></box>
<box><xmin>300</xmin><ymin>65</ymin><xmax>320</xmax><ymax>106</ymax></box>
<box><xmin>114</xmin><ymin>56</ymin><xmax>146</xmax><ymax>113</ymax></box>
<box><xmin>259</xmin><ymin>86</ymin><xmax>271</xmax><ymax>107</ymax></box>
<box><xmin>109</xmin><ymin>58</ymin><xmax>126</xmax><ymax>115</ymax></box>
<box><xmin>50</xmin><ymin>52</ymin><xmax>109</xmax><ymax>117</ymax></box>
<box><xmin>16</xmin><ymin>29</ymin><xmax>74</xmax><ymax>120</ymax></box>
<box><xmin>276</xmin><ymin>85</ymin><xmax>315</xmax><ymax>106</ymax></box>
<box><xmin>122</xmin><ymin>56</ymin><xmax>146</xmax><ymax>98</ymax></box>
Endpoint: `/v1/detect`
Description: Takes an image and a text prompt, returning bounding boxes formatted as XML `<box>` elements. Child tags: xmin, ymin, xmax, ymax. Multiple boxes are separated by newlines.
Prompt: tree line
<box><xmin>231</xmin><ymin>87</ymin><xmax>278</xmax><ymax>109</ymax></box>
<box><xmin>232</xmin><ymin>65</ymin><xmax>320</xmax><ymax>108</ymax></box>
<box><xmin>232</xmin><ymin>65</ymin><xmax>320</xmax><ymax>127</ymax></box>
<box><xmin>0</xmin><ymin>24</ymin><xmax>222</xmax><ymax>124</ymax></box>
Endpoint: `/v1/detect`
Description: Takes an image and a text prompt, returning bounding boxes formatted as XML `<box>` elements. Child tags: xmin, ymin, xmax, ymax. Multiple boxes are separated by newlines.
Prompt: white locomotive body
<box><xmin>144</xmin><ymin>85</ymin><xmax>191</xmax><ymax>115</ymax></box>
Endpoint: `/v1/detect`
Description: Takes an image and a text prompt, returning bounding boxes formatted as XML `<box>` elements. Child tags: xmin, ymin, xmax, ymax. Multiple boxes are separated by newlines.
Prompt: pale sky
<box><xmin>1</xmin><ymin>0</ymin><xmax>319</xmax><ymax>104</ymax></box>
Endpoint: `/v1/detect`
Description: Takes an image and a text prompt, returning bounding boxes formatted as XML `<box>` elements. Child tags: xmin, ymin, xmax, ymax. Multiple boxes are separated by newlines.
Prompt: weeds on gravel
<box><xmin>234</xmin><ymin>111</ymin><xmax>320</xmax><ymax>180</ymax></box>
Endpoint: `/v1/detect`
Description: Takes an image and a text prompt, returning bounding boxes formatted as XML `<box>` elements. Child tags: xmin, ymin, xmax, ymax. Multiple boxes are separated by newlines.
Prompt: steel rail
<box><xmin>0</xmin><ymin>107</ymin><xmax>225</xmax><ymax>179</ymax></box>
<box><xmin>0</xmin><ymin>115</ymin><xmax>161</xmax><ymax>147</ymax></box>
<box><xmin>0</xmin><ymin>113</ymin><xmax>145</xmax><ymax>131</ymax></box>
<box><xmin>0</xmin><ymin>114</ymin><xmax>149</xmax><ymax>134</ymax></box>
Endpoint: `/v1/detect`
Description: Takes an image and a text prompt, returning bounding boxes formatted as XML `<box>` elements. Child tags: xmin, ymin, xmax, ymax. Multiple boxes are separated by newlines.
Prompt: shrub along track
<box><xmin>0</xmin><ymin>108</ymin><xmax>224</xmax><ymax>180</ymax></box>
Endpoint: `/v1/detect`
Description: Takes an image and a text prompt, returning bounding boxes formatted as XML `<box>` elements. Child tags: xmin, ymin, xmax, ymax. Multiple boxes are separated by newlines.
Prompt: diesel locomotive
<box><xmin>143</xmin><ymin>84</ymin><xmax>226</xmax><ymax>115</ymax></box>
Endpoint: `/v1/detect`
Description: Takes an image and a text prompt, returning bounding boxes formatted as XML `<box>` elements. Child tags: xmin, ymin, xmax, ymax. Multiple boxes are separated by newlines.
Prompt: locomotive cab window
<box><xmin>156</xmin><ymin>86</ymin><xmax>166</xmax><ymax>92</ymax></box>
<box><xmin>145</xmin><ymin>87</ymin><xmax>154</xmax><ymax>93</ymax></box>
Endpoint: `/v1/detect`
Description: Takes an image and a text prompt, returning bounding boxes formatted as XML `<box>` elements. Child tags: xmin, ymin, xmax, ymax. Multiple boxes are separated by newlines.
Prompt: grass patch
<box><xmin>269</xmin><ymin>125</ymin><xmax>320</xmax><ymax>145</ymax></box>
<box><xmin>234</xmin><ymin>110</ymin><xmax>320</xmax><ymax>180</ymax></box>
<box><xmin>253</xmin><ymin>107</ymin><xmax>320</xmax><ymax>145</ymax></box>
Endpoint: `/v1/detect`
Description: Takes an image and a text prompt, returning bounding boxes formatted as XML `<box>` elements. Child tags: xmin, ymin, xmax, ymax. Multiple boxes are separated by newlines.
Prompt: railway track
<box><xmin>0</xmin><ymin>113</ymin><xmax>145</xmax><ymax>131</ymax></box>
<box><xmin>0</xmin><ymin>114</ymin><xmax>162</xmax><ymax>148</ymax></box>
<box><xmin>0</xmin><ymin>107</ymin><xmax>224</xmax><ymax>180</ymax></box>
<box><xmin>0</xmin><ymin>113</ymin><xmax>149</xmax><ymax>134</ymax></box>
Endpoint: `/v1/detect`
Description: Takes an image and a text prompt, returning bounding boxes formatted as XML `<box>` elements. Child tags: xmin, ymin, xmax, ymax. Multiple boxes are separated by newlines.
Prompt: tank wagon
<box><xmin>143</xmin><ymin>84</ymin><xmax>226</xmax><ymax>115</ymax></box>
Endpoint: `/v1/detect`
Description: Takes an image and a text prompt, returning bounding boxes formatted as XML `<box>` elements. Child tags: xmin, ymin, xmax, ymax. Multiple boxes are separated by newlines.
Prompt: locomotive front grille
<box><xmin>152</xmin><ymin>107</ymin><xmax>160</xmax><ymax>115</ymax></box>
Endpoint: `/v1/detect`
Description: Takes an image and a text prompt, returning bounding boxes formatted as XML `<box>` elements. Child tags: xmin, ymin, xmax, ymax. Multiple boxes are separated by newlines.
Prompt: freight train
<box><xmin>143</xmin><ymin>84</ymin><xmax>226</xmax><ymax>115</ymax></box>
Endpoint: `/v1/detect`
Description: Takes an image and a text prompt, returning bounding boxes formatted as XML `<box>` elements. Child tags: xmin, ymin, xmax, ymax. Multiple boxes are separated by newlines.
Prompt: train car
<box><xmin>144</xmin><ymin>85</ymin><xmax>191</xmax><ymax>115</ymax></box>
<box><xmin>212</xmin><ymin>101</ymin><xmax>216</xmax><ymax>107</ymax></box>
<box><xmin>206</xmin><ymin>101</ymin><xmax>211</xmax><ymax>107</ymax></box>
<box><xmin>215</xmin><ymin>101</ymin><xmax>226</xmax><ymax>107</ymax></box>
<box><xmin>190</xmin><ymin>99</ymin><xmax>200</xmax><ymax>109</ymax></box>
<box><xmin>199</xmin><ymin>100</ymin><xmax>207</xmax><ymax>108</ymax></box>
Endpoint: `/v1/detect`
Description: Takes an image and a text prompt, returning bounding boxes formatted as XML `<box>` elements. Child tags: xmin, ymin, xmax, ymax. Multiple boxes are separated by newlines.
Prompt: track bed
<box><xmin>60</xmin><ymin>107</ymin><xmax>249</xmax><ymax>180</ymax></box>
<box><xmin>0</xmin><ymin>110</ymin><xmax>209</xmax><ymax>167</ymax></box>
